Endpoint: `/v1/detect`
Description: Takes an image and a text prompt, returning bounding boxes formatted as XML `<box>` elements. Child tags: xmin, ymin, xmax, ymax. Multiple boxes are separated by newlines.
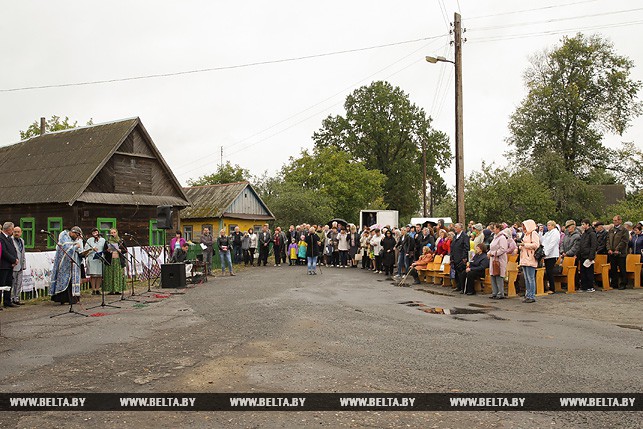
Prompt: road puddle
<box><xmin>398</xmin><ymin>301</ymin><xmax>489</xmax><ymax>315</ymax></box>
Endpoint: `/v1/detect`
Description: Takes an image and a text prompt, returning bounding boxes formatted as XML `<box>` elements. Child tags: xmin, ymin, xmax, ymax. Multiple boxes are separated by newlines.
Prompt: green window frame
<box><xmin>20</xmin><ymin>217</ymin><xmax>35</xmax><ymax>249</ymax></box>
<box><xmin>149</xmin><ymin>219</ymin><xmax>164</xmax><ymax>246</ymax></box>
<box><xmin>47</xmin><ymin>217</ymin><xmax>63</xmax><ymax>249</ymax></box>
<box><xmin>97</xmin><ymin>217</ymin><xmax>117</xmax><ymax>238</ymax></box>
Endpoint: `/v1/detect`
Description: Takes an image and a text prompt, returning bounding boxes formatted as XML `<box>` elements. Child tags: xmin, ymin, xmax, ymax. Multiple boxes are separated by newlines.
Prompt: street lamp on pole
<box><xmin>425</xmin><ymin>12</ymin><xmax>465</xmax><ymax>226</ymax></box>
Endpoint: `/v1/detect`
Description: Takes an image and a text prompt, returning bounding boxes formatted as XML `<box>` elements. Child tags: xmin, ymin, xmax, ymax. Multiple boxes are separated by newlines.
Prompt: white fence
<box><xmin>21</xmin><ymin>246</ymin><xmax>167</xmax><ymax>296</ymax></box>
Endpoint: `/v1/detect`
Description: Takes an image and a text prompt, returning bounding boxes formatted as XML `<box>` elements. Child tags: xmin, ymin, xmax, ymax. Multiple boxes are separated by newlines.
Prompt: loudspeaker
<box><xmin>161</xmin><ymin>263</ymin><xmax>186</xmax><ymax>288</ymax></box>
<box><xmin>156</xmin><ymin>205</ymin><xmax>173</xmax><ymax>229</ymax></box>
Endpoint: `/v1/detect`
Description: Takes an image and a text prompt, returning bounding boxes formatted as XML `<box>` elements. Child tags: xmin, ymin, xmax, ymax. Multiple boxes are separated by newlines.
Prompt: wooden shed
<box><xmin>180</xmin><ymin>182</ymin><xmax>274</xmax><ymax>241</ymax></box>
<box><xmin>0</xmin><ymin>117</ymin><xmax>190</xmax><ymax>251</ymax></box>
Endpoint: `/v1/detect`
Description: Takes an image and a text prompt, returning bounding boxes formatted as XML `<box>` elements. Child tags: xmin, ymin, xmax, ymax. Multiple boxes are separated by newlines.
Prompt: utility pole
<box><xmin>220</xmin><ymin>146</ymin><xmax>223</xmax><ymax>170</ymax></box>
<box><xmin>422</xmin><ymin>139</ymin><xmax>427</xmax><ymax>217</ymax></box>
<box><xmin>454</xmin><ymin>12</ymin><xmax>465</xmax><ymax>226</ymax></box>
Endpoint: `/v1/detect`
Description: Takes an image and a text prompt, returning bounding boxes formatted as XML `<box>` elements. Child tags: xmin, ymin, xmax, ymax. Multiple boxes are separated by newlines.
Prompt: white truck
<box><xmin>359</xmin><ymin>210</ymin><xmax>399</xmax><ymax>231</ymax></box>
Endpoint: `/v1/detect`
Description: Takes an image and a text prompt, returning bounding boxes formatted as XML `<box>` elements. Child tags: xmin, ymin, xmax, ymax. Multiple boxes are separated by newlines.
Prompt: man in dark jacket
<box><xmin>415</xmin><ymin>227</ymin><xmax>435</xmax><ymax>261</ymax></box>
<box><xmin>258</xmin><ymin>224</ymin><xmax>271</xmax><ymax>267</ymax></box>
<box><xmin>231</xmin><ymin>227</ymin><xmax>243</xmax><ymax>264</ymax></box>
<box><xmin>594</xmin><ymin>222</ymin><xmax>608</xmax><ymax>255</ymax></box>
<box><xmin>607</xmin><ymin>215</ymin><xmax>630</xmax><ymax>290</ymax></box>
<box><xmin>450</xmin><ymin>223</ymin><xmax>470</xmax><ymax>292</ymax></box>
<box><xmin>578</xmin><ymin>219</ymin><xmax>598</xmax><ymax>292</ymax></box>
<box><xmin>395</xmin><ymin>227</ymin><xmax>415</xmax><ymax>277</ymax></box>
<box><xmin>0</xmin><ymin>222</ymin><xmax>19</xmax><ymax>308</ymax></box>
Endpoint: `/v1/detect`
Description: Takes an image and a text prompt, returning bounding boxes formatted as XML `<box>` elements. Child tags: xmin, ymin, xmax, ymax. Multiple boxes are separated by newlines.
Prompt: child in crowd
<box><xmin>297</xmin><ymin>235</ymin><xmax>307</xmax><ymax>265</ymax></box>
<box><xmin>288</xmin><ymin>238</ymin><xmax>298</xmax><ymax>266</ymax></box>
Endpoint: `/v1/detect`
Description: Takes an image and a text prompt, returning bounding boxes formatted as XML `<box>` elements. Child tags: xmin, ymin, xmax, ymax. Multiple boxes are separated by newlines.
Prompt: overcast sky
<box><xmin>1</xmin><ymin>0</ymin><xmax>641</xmax><ymax>189</ymax></box>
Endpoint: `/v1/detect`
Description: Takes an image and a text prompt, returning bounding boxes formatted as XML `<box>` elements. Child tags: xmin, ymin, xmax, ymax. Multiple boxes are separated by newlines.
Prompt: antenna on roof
<box><xmin>40</xmin><ymin>117</ymin><xmax>46</xmax><ymax>135</ymax></box>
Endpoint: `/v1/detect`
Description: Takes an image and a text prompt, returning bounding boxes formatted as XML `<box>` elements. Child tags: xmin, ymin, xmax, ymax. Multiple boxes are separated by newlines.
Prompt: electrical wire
<box><xmin>467</xmin><ymin>0</ymin><xmax>600</xmax><ymax>20</ymax></box>
<box><xmin>0</xmin><ymin>35</ymin><xmax>445</xmax><ymax>93</ymax></box>
<box><xmin>470</xmin><ymin>19</ymin><xmax>643</xmax><ymax>43</ymax></box>
<box><xmin>174</xmin><ymin>39</ymin><xmax>443</xmax><ymax>177</ymax></box>
<box><xmin>470</xmin><ymin>7</ymin><xmax>643</xmax><ymax>31</ymax></box>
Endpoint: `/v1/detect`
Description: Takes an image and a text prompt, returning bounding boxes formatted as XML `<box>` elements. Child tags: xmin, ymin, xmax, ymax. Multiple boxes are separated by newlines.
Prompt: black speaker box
<box><xmin>161</xmin><ymin>263</ymin><xmax>186</xmax><ymax>288</ymax></box>
<box><xmin>156</xmin><ymin>205</ymin><xmax>173</xmax><ymax>229</ymax></box>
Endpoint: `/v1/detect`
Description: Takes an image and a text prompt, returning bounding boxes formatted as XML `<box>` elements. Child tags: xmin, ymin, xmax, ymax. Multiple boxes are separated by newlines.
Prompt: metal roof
<box><xmin>0</xmin><ymin>117</ymin><xmax>190</xmax><ymax>206</ymax></box>
<box><xmin>181</xmin><ymin>182</ymin><xmax>274</xmax><ymax>220</ymax></box>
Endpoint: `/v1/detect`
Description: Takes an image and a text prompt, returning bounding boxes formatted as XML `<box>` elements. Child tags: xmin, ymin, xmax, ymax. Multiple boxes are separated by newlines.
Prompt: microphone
<box><xmin>123</xmin><ymin>233</ymin><xmax>134</xmax><ymax>236</ymax></box>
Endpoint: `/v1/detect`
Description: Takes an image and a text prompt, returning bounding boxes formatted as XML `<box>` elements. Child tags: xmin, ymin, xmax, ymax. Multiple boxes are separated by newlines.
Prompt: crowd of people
<box><xmin>1</xmin><ymin>215</ymin><xmax>640</xmax><ymax>310</ymax></box>
<box><xmin>191</xmin><ymin>216</ymin><xmax>643</xmax><ymax>304</ymax></box>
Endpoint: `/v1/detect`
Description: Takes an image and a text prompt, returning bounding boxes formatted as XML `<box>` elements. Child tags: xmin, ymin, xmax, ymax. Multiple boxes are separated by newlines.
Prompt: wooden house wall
<box><xmin>0</xmin><ymin>203</ymin><xmax>179</xmax><ymax>252</ymax></box>
<box><xmin>227</xmin><ymin>188</ymin><xmax>270</xmax><ymax>215</ymax></box>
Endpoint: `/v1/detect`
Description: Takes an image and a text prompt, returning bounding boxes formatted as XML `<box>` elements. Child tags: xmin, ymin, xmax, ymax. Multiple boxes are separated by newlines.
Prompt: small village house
<box><xmin>180</xmin><ymin>182</ymin><xmax>275</xmax><ymax>242</ymax></box>
<box><xmin>0</xmin><ymin>117</ymin><xmax>190</xmax><ymax>251</ymax></box>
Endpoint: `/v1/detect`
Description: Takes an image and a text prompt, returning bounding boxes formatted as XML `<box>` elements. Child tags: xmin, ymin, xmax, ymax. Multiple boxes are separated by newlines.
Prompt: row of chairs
<box><xmin>415</xmin><ymin>253</ymin><xmax>642</xmax><ymax>296</ymax></box>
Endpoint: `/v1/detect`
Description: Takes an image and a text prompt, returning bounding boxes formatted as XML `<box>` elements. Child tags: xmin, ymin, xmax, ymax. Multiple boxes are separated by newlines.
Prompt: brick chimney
<box><xmin>40</xmin><ymin>117</ymin><xmax>46</xmax><ymax>135</ymax></box>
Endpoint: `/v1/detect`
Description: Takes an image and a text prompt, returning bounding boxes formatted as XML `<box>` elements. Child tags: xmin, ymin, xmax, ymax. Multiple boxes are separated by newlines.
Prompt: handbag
<box><xmin>492</xmin><ymin>258</ymin><xmax>501</xmax><ymax>276</ymax></box>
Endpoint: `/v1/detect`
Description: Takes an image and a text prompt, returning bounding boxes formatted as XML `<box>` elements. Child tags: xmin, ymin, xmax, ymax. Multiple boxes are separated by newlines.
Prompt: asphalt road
<box><xmin>0</xmin><ymin>264</ymin><xmax>641</xmax><ymax>428</ymax></box>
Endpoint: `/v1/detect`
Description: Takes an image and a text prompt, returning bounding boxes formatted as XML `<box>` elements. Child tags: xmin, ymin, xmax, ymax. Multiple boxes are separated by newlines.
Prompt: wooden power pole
<box><xmin>422</xmin><ymin>139</ymin><xmax>427</xmax><ymax>217</ymax></box>
<box><xmin>454</xmin><ymin>12</ymin><xmax>465</xmax><ymax>226</ymax></box>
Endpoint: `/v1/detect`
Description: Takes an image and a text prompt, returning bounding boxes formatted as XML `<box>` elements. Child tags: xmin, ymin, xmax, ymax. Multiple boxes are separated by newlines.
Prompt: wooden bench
<box><xmin>507</xmin><ymin>254</ymin><xmax>518</xmax><ymax>263</ymax></box>
<box><xmin>475</xmin><ymin>268</ymin><xmax>492</xmax><ymax>294</ymax></box>
<box><xmin>554</xmin><ymin>256</ymin><xmax>577</xmax><ymax>294</ymax></box>
<box><xmin>626</xmin><ymin>254</ymin><xmax>642</xmax><ymax>289</ymax></box>
<box><xmin>535</xmin><ymin>267</ymin><xmax>547</xmax><ymax>296</ymax></box>
<box><xmin>434</xmin><ymin>260</ymin><xmax>452</xmax><ymax>287</ymax></box>
<box><xmin>418</xmin><ymin>255</ymin><xmax>442</xmax><ymax>283</ymax></box>
<box><xmin>506</xmin><ymin>261</ymin><xmax>519</xmax><ymax>297</ymax></box>
<box><xmin>594</xmin><ymin>254</ymin><xmax>611</xmax><ymax>290</ymax></box>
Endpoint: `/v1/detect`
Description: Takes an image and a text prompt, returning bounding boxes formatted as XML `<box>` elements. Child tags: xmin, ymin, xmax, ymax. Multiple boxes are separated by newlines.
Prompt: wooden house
<box><xmin>0</xmin><ymin>117</ymin><xmax>190</xmax><ymax>251</ymax></box>
<box><xmin>180</xmin><ymin>182</ymin><xmax>274</xmax><ymax>241</ymax></box>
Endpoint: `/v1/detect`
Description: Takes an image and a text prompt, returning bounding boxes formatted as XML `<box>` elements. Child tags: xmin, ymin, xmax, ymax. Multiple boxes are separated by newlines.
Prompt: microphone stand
<box><xmin>124</xmin><ymin>234</ymin><xmax>163</xmax><ymax>296</ymax></box>
<box><xmin>114</xmin><ymin>239</ymin><xmax>144</xmax><ymax>303</ymax></box>
<box><xmin>86</xmin><ymin>248</ymin><xmax>119</xmax><ymax>310</ymax></box>
<box><xmin>45</xmin><ymin>231</ymin><xmax>89</xmax><ymax>318</ymax></box>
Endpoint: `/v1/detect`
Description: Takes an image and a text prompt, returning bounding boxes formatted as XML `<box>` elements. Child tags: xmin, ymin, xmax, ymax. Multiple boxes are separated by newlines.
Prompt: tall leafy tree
<box><xmin>464</xmin><ymin>164</ymin><xmax>557</xmax><ymax>224</ymax></box>
<box><xmin>313</xmin><ymin>81</ymin><xmax>451</xmax><ymax>220</ymax></box>
<box><xmin>507</xmin><ymin>33</ymin><xmax>641</xmax><ymax>176</ymax></box>
<box><xmin>279</xmin><ymin>146</ymin><xmax>386</xmax><ymax>224</ymax></box>
<box><xmin>20</xmin><ymin>115</ymin><xmax>93</xmax><ymax>139</ymax></box>
<box><xmin>187</xmin><ymin>161</ymin><xmax>250</xmax><ymax>186</ymax></box>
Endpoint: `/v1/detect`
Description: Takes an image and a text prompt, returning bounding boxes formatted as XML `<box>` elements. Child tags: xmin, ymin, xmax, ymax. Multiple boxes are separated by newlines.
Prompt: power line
<box><xmin>470</xmin><ymin>19</ymin><xmax>643</xmax><ymax>43</ymax></box>
<box><xmin>470</xmin><ymin>7</ymin><xmax>643</xmax><ymax>31</ymax></box>
<box><xmin>0</xmin><ymin>35</ymin><xmax>446</xmax><ymax>93</ymax></box>
<box><xmin>223</xmin><ymin>58</ymin><xmax>426</xmax><ymax>160</ymax></box>
<box><xmin>467</xmin><ymin>0</ymin><xmax>600</xmax><ymax>20</ymax></box>
<box><xmin>175</xmin><ymin>40</ymin><xmax>443</xmax><ymax>177</ymax></box>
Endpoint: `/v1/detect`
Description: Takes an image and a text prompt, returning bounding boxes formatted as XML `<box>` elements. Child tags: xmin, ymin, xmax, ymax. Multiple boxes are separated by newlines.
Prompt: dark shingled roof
<box><xmin>181</xmin><ymin>182</ymin><xmax>273</xmax><ymax>220</ymax></box>
<box><xmin>0</xmin><ymin>117</ymin><xmax>189</xmax><ymax>206</ymax></box>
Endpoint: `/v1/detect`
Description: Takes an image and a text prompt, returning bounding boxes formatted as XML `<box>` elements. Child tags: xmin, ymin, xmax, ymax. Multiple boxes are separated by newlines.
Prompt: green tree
<box><xmin>20</xmin><ymin>115</ymin><xmax>93</xmax><ymax>140</ymax></box>
<box><xmin>280</xmin><ymin>146</ymin><xmax>386</xmax><ymax>224</ymax></box>
<box><xmin>187</xmin><ymin>161</ymin><xmax>251</xmax><ymax>186</ymax></box>
<box><xmin>507</xmin><ymin>33</ymin><xmax>641</xmax><ymax>177</ymax></box>
<box><xmin>262</xmin><ymin>181</ymin><xmax>335</xmax><ymax>228</ymax></box>
<box><xmin>606</xmin><ymin>191</ymin><xmax>643</xmax><ymax>223</ymax></box>
<box><xmin>464</xmin><ymin>164</ymin><xmax>557</xmax><ymax>224</ymax></box>
<box><xmin>313</xmin><ymin>81</ymin><xmax>451</xmax><ymax>220</ymax></box>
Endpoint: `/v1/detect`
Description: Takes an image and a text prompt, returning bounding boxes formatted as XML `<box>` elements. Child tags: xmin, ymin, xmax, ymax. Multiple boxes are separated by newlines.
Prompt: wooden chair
<box><xmin>554</xmin><ymin>256</ymin><xmax>577</xmax><ymax>294</ymax></box>
<box><xmin>507</xmin><ymin>253</ymin><xmax>518</xmax><ymax>263</ymax></box>
<box><xmin>505</xmin><ymin>261</ymin><xmax>519</xmax><ymax>297</ymax></box>
<box><xmin>593</xmin><ymin>254</ymin><xmax>611</xmax><ymax>290</ymax></box>
<box><xmin>626</xmin><ymin>254</ymin><xmax>642</xmax><ymax>289</ymax></box>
